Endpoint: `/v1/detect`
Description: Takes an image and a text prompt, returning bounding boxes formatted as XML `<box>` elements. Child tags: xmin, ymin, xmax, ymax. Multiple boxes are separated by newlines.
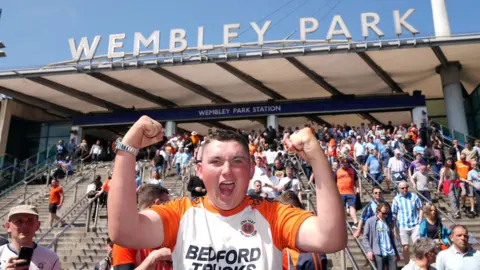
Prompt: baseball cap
<box><xmin>8</xmin><ymin>205</ymin><xmax>39</xmax><ymax>220</ymax></box>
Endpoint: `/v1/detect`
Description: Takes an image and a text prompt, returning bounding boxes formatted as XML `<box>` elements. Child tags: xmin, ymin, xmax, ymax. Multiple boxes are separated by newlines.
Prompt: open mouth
<box><xmin>219</xmin><ymin>181</ymin><xmax>235</xmax><ymax>196</ymax></box>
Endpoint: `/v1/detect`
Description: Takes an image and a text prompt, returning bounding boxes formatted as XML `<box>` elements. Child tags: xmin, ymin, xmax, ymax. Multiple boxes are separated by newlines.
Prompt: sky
<box><xmin>0</xmin><ymin>0</ymin><xmax>478</xmax><ymax>70</ymax></box>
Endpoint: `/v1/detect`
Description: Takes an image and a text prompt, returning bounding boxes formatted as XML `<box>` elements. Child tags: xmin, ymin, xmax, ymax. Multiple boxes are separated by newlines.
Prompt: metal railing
<box><xmin>46</xmin><ymin>196</ymin><xmax>102</xmax><ymax>252</ymax></box>
<box><xmin>0</xmin><ymin>192</ymin><xmax>40</xmax><ymax>221</ymax></box>
<box><xmin>287</xmin><ymin>153</ymin><xmax>363</xmax><ymax>270</ymax></box>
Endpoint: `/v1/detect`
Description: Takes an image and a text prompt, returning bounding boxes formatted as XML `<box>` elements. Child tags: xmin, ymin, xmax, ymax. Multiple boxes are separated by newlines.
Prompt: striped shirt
<box><xmin>387</xmin><ymin>157</ymin><xmax>407</xmax><ymax>173</ymax></box>
<box><xmin>360</xmin><ymin>200</ymin><xmax>393</xmax><ymax>223</ymax></box>
<box><xmin>376</xmin><ymin>219</ymin><xmax>395</xmax><ymax>256</ymax></box>
<box><xmin>392</xmin><ymin>193</ymin><xmax>422</xmax><ymax>230</ymax></box>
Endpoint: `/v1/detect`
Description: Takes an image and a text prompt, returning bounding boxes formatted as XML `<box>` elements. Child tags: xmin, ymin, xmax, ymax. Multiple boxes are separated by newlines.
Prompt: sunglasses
<box><xmin>373</xmin><ymin>192</ymin><xmax>382</xmax><ymax>194</ymax></box>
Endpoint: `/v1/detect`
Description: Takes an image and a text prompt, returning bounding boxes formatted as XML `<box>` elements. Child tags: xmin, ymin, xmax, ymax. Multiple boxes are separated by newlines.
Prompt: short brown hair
<box><xmin>376</xmin><ymin>202</ymin><xmax>390</xmax><ymax>213</ymax></box>
<box><xmin>137</xmin><ymin>184</ymin><xmax>169</xmax><ymax>209</ymax></box>
<box><xmin>277</xmin><ymin>190</ymin><xmax>304</xmax><ymax>210</ymax></box>
<box><xmin>202</xmin><ymin>130</ymin><xmax>249</xmax><ymax>159</ymax></box>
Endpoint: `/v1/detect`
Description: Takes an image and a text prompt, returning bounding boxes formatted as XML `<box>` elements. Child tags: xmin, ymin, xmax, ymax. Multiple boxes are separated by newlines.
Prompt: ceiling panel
<box><xmin>229</xmin><ymin>58</ymin><xmax>331</xmax><ymax>99</ymax></box>
<box><xmin>294</xmin><ymin>54</ymin><xmax>391</xmax><ymax>95</ymax></box>
<box><xmin>367</xmin><ymin>48</ymin><xmax>442</xmax><ymax>98</ymax></box>
<box><xmin>370</xmin><ymin>111</ymin><xmax>412</xmax><ymax>126</ymax></box>
<box><xmin>104</xmin><ymin>69</ymin><xmax>212</xmax><ymax>106</ymax></box>
<box><xmin>0</xmin><ymin>78</ymin><xmax>105</xmax><ymax>113</ymax></box>
<box><xmin>279</xmin><ymin>117</ymin><xmax>312</xmax><ymax>129</ymax></box>
<box><xmin>47</xmin><ymin>74</ymin><xmax>159</xmax><ymax>109</ymax></box>
<box><xmin>218</xmin><ymin>119</ymin><xmax>263</xmax><ymax>132</ymax></box>
<box><xmin>441</xmin><ymin>43</ymin><xmax>480</xmax><ymax>93</ymax></box>
<box><xmin>164</xmin><ymin>63</ymin><xmax>270</xmax><ymax>102</ymax></box>
<box><xmin>322</xmin><ymin>114</ymin><xmax>367</xmax><ymax>127</ymax></box>
<box><xmin>177</xmin><ymin>122</ymin><xmax>211</xmax><ymax>136</ymax></box>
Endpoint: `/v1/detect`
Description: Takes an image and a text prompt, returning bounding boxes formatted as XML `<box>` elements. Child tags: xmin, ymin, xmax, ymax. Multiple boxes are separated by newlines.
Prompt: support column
<box><xmin>0</xmin><ymin>98</ymin><xmax>12</xmax><ymax>155</ymax></box>
<box><xmin>437</xmin><ymin>63</ymin><xmax>469</xmax><ymax>135</ymax></box>
<box><xmin>431</xmin><ymin>0</ymin><xmax>452</xmax><ymax>37</ymax></box>
<box><xmin>267</xmin><ymin>115</ymin><xmax>278</xmax><ymax>131</ymax></box>
<box><xmin>165</xmin><ymin>121</ymin><xmax>177</xmax><ymax>138</ymax></box>
<box><xmin>70</xmin><ymin>126</ymin><xmax>83</xmax><ymax>145</ymax></box>
<box><xmin>412</xmin><ymin>106</ymin><xmax>428</xmax><ymax>129</ymax></box>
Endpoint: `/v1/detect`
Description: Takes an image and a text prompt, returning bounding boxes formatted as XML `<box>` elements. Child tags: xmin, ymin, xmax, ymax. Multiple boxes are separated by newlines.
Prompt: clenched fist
<box><xmin>285</xmin><ymin>128</ymin><xmax>323</xmax><ymax>163</ymax></box>
<box><xmin>122</xmin><ymin>116</ymin><xmax>165</xmax><ymax>149</ymax></box>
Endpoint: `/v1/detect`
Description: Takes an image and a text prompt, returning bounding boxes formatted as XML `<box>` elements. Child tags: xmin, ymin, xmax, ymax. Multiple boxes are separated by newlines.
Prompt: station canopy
<box><xmin>0</xmin><ymin>34</ymin><xmax>479</xmax><ymax>135</ymax></box>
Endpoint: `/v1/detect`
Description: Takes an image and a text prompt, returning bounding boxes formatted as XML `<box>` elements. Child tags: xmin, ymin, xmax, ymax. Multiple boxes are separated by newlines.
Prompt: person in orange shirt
<box><xmin>49</xmin><ymin>179</ymin><xmax>66</xmax><ymax>228</ymax></box>
<box><xmin>112</xmin><ymin>184</ymin><xmax>172</xmax><ymax>270</ymax></box>
<box><xmin>97</xmin><ymin>175</ymin><xmax>112</xmax><ymax>208</ymax></box>
<box><xmin>456</xmin><ymin>153</ymin><xmax>474</xmax><ymax>213</ymax></box>
<box><xmin>335</xmin><ymin>159</ymin><xmax>359</xmax><ymax>227</ymax></box>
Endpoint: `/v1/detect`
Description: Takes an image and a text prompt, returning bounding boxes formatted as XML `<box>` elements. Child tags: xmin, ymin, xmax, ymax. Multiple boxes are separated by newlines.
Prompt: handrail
<box><xmin>344</xmin><ymin>246</ymin><xmax>361</xmax><ymax>270</ymax></box>
<box><xmin>287</xmin><ymin>154</ymin><xmax>317</xmax><ymax>214</ymax></box>
<box><xmin>0</xmin><ymin>192</ymin><xmax>39</xmax><ymax>220</ymax></box>
<box><xmin>345</xmin><ymin>220</ymin><xmax>377</xmax><ymax>270</ymax></box>
<box><xmin>46</xmin><ymin>197</ymin><xmax>100</xmax><ymax>251</ymax></box>
<box><xmin>36</xmin><ymin>193</ymin><xmax>90</xmax><ymax>243</ymax></box>
<box><xmin>37</xmin><ymin>164</ymin><xmax>105</xmax><ymax>243</ymax></box>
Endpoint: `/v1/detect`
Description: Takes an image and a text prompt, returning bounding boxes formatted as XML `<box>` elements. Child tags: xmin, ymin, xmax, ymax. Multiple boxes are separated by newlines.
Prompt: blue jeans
<box><xmin>176</xmin><ymin>163</ymin><xmax>181</xmax><ymax>176</ymax></box>
<box><xmin>370</xmin><ymin>172</ymin><xmax>383</xmax><ymax>186</ymax></box>
<box><xmin>303</xmin><ymin>165</ymin><xmax>312</xmax><ymax>181</ymax></box>
<box><xmin>431</xmin><ymin>163</ymin><xmax>442</xmax><ymax>187</ymax></box>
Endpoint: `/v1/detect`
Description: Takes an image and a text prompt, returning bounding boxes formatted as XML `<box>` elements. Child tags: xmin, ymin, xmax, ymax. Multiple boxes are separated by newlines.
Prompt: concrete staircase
<box><xmin>32</xmin><ymin>163</ymin><xmax>185</xmax><ymax>270</ymax></box>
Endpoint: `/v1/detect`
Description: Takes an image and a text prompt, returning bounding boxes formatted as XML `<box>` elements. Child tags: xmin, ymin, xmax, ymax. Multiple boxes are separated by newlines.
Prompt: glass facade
<box><xmin>6</xmin><ymin>117</ymin><xmax>71</xmax><ymax>160</ymax></box>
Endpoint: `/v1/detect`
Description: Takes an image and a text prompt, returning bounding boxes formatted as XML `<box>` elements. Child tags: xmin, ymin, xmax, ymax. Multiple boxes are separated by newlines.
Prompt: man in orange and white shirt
<box><xmin>108</xmin><ymin>116</ymin><xmax>347</xmax><ymax>269</ymax></box>
<box><xmin>112</xmin><ymin>184</ymin><xmax>171</xmax><ymax>270</ymax></box>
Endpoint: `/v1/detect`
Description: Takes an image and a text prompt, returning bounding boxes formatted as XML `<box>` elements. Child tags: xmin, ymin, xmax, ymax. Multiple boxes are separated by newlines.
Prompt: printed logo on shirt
<box><xmin>185</xmin><ymin>245</ymin><xmax>261</xmax><ymax>270</ymax></box>
<box><xmin>240</xmin><ymin>220</ymin><xmax>257</xmax><ymax>237</ymax></box>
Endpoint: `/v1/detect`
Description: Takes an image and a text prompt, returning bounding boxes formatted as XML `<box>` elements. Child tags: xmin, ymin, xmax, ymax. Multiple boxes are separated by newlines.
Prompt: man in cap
<box><xmin>0</xmin><ymin>205</ymin><xmax>60</xmax><ymax>269</ymax></box>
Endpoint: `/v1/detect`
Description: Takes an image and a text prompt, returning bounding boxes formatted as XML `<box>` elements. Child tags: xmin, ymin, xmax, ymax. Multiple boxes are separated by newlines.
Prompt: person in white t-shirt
<box><xmin>0</xmin><ymin>205</ymin><xmax>60</xmax><ymax>270</ymax></box>
<box><xmin>253</xmin><ymin>156</ymin><xmax>266</xmax><ymax>180</ymax></box>
<box><xmin>268</xmin><ymin>167</ymin><xmax>301</xmax><ymax>202</ymax></box>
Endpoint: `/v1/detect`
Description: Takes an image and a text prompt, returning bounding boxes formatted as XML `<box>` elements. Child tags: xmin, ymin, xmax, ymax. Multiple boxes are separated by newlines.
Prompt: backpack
<box><xmin>283</xmin><ymin>179</ymin><xmax>293</xmax><ymax>191</ymax></box>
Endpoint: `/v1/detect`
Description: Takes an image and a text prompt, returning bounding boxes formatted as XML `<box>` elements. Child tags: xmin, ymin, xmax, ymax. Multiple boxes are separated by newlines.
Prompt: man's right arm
<box><xmin>108</xmin><ymin>116</ymin><xmax>167</xmax><ymax>249</ymax></box>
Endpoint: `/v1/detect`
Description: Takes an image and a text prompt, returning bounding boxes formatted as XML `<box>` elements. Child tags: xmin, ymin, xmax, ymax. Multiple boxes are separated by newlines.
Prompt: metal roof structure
<box><xmin>0</xmin><ymin>34</ymin><xmax>479</xmax><ymax>135</ymax></box>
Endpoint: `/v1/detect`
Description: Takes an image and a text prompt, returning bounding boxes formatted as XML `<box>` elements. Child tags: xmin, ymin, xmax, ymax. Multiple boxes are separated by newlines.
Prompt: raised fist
<box><xmin>285</xmin><ymin>128</ymin><xmax>323</xmax><ymax>163</ymax></box>
<box><xmin>122</xmin><ymin>116</ymin><xmax>165</xmax><ymax>149</ymax></box>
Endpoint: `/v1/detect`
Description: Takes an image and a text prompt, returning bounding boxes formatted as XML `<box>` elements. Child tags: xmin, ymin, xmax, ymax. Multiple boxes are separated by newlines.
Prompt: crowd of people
<box><xmin>0</xmin><ymin>117</ymin><xmax>479</xmax><ymax>269</ymax></box>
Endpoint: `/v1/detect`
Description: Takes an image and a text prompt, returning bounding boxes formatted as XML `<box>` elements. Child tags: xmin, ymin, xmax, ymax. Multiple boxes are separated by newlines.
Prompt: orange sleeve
<box><xmin>112</xmin><ymin>244</ymin><xmax>137</xmax><ymax>266</ymax></box>
<box><xmin>149</xmin><ymin>197</ymin><xmax>191</xmax><ymax>250</ymax></box>
<box><xmin>264</xmin><ymin>201</ymin><xmax>315</xmax><ymax>251</ymax></box>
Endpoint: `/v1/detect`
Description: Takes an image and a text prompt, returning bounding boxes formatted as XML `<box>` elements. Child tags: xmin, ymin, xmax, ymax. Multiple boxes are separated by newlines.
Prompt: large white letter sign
<box><xmin>393</xmin><ymin>9</ymin><xmax>420</xmax><ymax>35</ymax></box>
<box><xmin>169</xmin><ymin>29</ymin><xmax>188</xmax><ymax>53</ymax></box>
<box><xmin>133</xmin><ymin>31</ymin><xmax>160</xmax><ymax>57</ymax></box>
<box><xmin>326</xmin><ymin>15</ymin><xmax>352</xmax><ymax>40</ymax></box>
<box><xmin>69</xmin><ymin>36</ymin><xmax>101</xmax><ymax>61</ymax></box>
<box><xmin>108</xmin><ymin>34</ymin><xmax>126</xmax><ymax>59</ymax></box>
<box><xmin>361</xmin><ymin>12</ymin><xmax>384</xmax><ymax>39</ymax></box>
<box><xmin>223</xmin><ymin>24</ymin><xmax>241</xmax><ymax>48</ymax></box>
<box><xmin>250</xmin><ymin>21</ymin><xmax>271</xmax><ymax>46</ymax></box>
<box><xmin>300</xmin><ymin>18</ymin><xmax>319</xmax><ymax>41</ymax></box>
<box><xmin>197</xmin><ymin>27</ymin><xmax>214</xmax><ymax>50</ymax></box>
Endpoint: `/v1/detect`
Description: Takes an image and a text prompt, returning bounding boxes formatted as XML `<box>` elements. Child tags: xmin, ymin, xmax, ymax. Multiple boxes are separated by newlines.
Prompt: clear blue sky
<box><xmin>0</xmin><ymin>0</ymin><xmax>478</xmax><ymax>70</ymax></box>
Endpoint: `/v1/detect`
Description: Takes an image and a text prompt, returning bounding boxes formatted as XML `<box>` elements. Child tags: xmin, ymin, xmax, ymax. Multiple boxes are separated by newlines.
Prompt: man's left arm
<box><xmin>288</xmin><ymin>129</ymin><xmax>347</xmax><ymax>253</ymax></box>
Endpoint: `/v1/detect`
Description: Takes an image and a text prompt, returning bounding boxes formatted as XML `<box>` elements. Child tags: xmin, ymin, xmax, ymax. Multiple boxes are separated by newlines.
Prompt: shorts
<box><xmin>460</xmin><ymin>182</ymin><xmax>475</xmax><ymax>197</ymax></box>
<box><xmin>341</xmin><ymin>194</ymin><xmax>356</xmax><ymax>208</ymax></box>
<box><xmin>49</xmin><ymin>203</ymin><xmax>58</xmax><ymax>214</ymax></box>
<box><xmin>399</xmin><ymin>225</ymin><xmax>420</xmax><ymax>246</ymax></box>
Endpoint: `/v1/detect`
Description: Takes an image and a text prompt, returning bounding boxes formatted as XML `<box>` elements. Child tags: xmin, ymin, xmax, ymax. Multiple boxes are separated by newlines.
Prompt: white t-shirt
<box><xmin>261</xmin><ymin>175</ymin><xmax>280</xmax><ymax>198</ymax></box>
<box><xmin>0</xmin><ymin>244</ymin><xmax>60</xmax><ymax>270</ymax></box>
<box><xmin>253</xmin><ymin>167</ymin><xmax>266</xmax><ymax>180</ymax></box>
<box><xmin>279</xmin><ymin>177</ymin><xmax>301</xmax><ymax>193</ymax></box>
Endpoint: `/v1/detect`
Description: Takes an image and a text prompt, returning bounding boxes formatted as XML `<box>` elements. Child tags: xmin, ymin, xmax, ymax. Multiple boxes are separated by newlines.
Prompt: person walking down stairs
<box><xmin>49</xmin><ymin>179</ymin><xmax>67</xmax><ymax>228</ymax></box>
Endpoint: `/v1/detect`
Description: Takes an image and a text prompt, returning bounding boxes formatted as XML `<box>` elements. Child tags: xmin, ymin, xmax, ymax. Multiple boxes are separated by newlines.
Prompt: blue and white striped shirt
<box><xmin>376</xmin><ymin>219</ymin><xmax>395</xmax><ymax>256</ymax></box>
<box><xmin>392</xmin><ymin>192</ymin><xmax>422</xmax><ymax>229</ymax></box>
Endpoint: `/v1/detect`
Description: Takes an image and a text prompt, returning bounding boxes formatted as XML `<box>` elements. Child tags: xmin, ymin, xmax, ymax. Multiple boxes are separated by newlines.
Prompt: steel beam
<box><xmin>0</xmin><ymin>85</ymin><xmax>82</xmax><ymax>117</ymax></box>
<box><xmin>286</xmin><ymin>57</ymin><xmax>381</xmax><ymax>125</ymax></box>
<box><xmin>203</xmin><ymin>120</ymin><xmax>237</xmax><ymax>131</ymax></box>
<box><xmin>150</xmin><ymin>68</ymin><xmax>230</xmax><ymax>103</ymax></box>
<box><xmin>357</xmin><ymin>52</ymin><xmax>404</xmax><ymax>94</ymax></box>
<box><xmin>28</xmin><ymin>77</ymin><xmax>124</xmax><ymax>111</ymax></box>
<box><xmin>87</xmin><ymin>72</ymin><xmax>177</xmax><ymax>108</ymax></box>
<box><xmin>431</xmin><ymin>46</ymin><xmax>449</xmax><ymax>68</ymax></box>
<box><xmin>216</xmin><ymin>62</ymin><xmax>330</xmax><ymax>127</ymax></box>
